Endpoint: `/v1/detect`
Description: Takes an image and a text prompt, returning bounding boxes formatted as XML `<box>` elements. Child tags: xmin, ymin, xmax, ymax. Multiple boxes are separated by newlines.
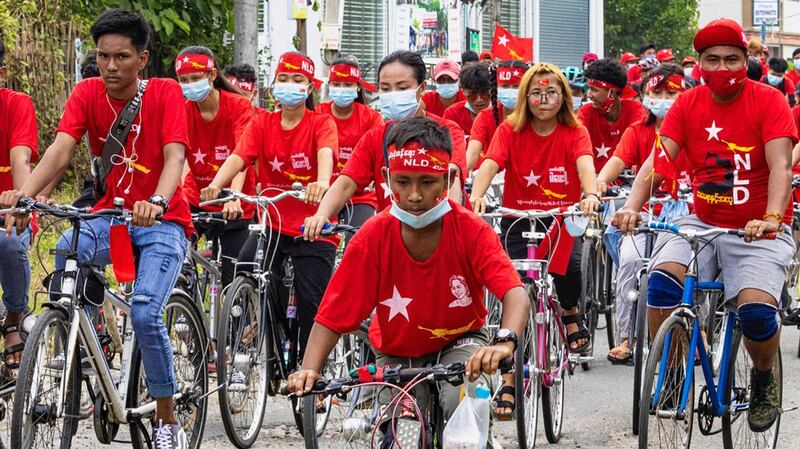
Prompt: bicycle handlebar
<box><xmin>294</xmin><ymin>223</ymin><xmax>359</xmax><ymax>241</ymax></box>
<box><xmin>0</xmin><ymin>198</ymin><xmax>153</xmax><ymax>222</ymax></box>
<box><xmin>199</xmin><ymin>183</ymin><xmax>305</xmax><ymax>208</ymax></box>
<box><xmin>480</xmin><ymin>203</ymin><xmax>603</xmax><ymax>219</ymax></box>
<box><xmin>191</xmin><ymin>212</ymin><xmax>227</xmax><ymax>225</ymax></box>
<box><xmin>635</xmin><ymin>221</ymin><xmax>777</xmax><ymax>240</ymax></box>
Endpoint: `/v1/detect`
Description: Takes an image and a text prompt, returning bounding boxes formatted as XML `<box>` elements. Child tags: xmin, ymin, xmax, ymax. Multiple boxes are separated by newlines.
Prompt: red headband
<box><xmin>275</xmin><ymin>53</ymin><xmax>322</xmax><ymax>89</ymax></box>
<box><xmin>329</xmin><ymin>64</ymin><xmax>377</xmax><ymax>92</ymax></box>
<box><xmin>388</xmin><ymin>141</ymin><xmax>451</xmax><ymax>175</ymax></box>
<box><xmin>587</xmin><ymin>79</ymin><xmax>624</xmax><ymax>91</ymax></box>
<box><xmin>175</xmin><ymin>54</ymin><xmax>215</xmax><ymax>75</ymax></box>
<box><xmin>227</xmin><ymin>77</ymin><xmax>256</xmax><ymax>93</ymax></box>
<box><xmin>647</xmin><ymin>73</ymin><xmax>686</xmax><ymax>92</ymax></box>
<box><xmin>497</xmin><ymin>67</ymin><xmax>524</xmax><ymax>86</ymax></box>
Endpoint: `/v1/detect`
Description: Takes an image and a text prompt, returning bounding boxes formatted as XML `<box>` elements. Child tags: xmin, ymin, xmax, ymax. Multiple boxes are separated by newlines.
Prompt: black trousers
<box><xmin>238</xmin><ymin>232</ymin><xmax>336</xmax><ymax>349</ymax></box>
<box><xmin>337</xmin><ymin>203</ymin><xmax>376</xmax><ymax>247</ymax></box>
<box><xmin>190</xmin><ymin>206</ymin><xmax>251</xmax><ymax>288</ymax></box>
<box><xmin>500</xmin><ymin>217</ymin><xmax>583</xmax><ymax>310</ymax></box>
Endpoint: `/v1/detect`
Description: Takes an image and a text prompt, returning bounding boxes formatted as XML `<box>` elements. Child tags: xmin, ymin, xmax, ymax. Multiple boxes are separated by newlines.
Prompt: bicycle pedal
<box><xmin>781</xmin><ymin>406</ymin><xmax>799</xmax><ymax>414</ymax></box>
<box><xmin>393</xmin><ymin>418</ymin><xmax>420</xmax><ymax>448</ymax></box>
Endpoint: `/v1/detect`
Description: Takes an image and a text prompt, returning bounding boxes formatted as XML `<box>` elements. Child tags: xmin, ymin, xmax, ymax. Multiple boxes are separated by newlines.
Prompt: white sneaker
<box><xmin>228</xmin><ymin>370</ymin><xmax>248</xmax><ymax>392</ymax></box>
<box><xmin>153</xmin><ymin>420</ymin><xmax>187</xmax><ymax>449</ymax></box>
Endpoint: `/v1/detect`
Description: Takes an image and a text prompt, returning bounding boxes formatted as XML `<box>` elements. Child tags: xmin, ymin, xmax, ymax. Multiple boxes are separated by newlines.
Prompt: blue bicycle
<box><xmin>637</xmin><ymin>221</ymin><xmax>782</xmax><ymax>449</ymax></box>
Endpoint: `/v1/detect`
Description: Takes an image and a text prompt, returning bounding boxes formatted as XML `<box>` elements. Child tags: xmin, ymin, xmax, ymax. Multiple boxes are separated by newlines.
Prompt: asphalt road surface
<box><xmin>70</xmin><ymin>323</ymin><xmax>800</xmax><ymax>449</ymax></box>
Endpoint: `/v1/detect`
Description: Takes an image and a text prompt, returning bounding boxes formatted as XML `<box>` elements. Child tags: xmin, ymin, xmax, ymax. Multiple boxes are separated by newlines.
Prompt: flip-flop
<box><xmin>494</xmin><ymin>385</ymin><xmax>516</xmax><ymax>421</ymax></box>
<box><xmin>607</xmin><ymin>351</ymin><xmax>633</xmax><ymax>366</ymax></box>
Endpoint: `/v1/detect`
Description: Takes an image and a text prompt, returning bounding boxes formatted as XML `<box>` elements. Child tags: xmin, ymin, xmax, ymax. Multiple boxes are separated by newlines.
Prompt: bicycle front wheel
<box><xmin>516</xmin><ymin>307</ymin><xmax>538</xmax><ymax>449</ymax></box>
<box><xmin>721</xmin><ymin>328</ymin><xmax>781</xmax><ymax>449</ymax></box>
<box><xmin>632</xmin><ymin>272</ymin><xmax>649</xmax><ymax>436</ymax></box>
<box><xmin>216</xmin><ymin>276</ymin><xmax>270</xmax><ymax>448</ymax></box>
<box><xmin>128</xmin><ymin>293</ymin><xmax>209</xmax><ymax>449</ymax></box>
<box><xmin>11</xmin><ymin>308</ymin><xmax>81</xmax><ymax>449</ymax></box>
<box><xmin>638</xmin><ymin>315</ymin><xmax>694</xmax><ymax>449</ymax></box>
<box><xmin>580</xmin><ymin>238</ymin><xmax>597</xmax><ymax>371</ymax></box>
<box><xmin>541</xmin><ymin>307</ymin><xmax>566</xmax><ymax>443</ymax></box>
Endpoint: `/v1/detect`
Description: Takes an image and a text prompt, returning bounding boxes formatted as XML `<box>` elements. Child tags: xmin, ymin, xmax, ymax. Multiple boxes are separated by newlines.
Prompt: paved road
<box><xmin>72</xmin><ymin>324</ymin><xmax>800</xmax><ymax>449</ymax></box>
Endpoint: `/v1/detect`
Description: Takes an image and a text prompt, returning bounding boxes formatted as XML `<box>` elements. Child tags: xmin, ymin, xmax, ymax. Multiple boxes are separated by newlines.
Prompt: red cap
<box><xmin>433</xmin><ymin>60</ymin><xmax>461</xmax><ymax>81</ymax></box>
<box><xmin>620</xmin><ymin>52</ymin><xmax>639</xmax><ymax>64</ymax></box>
<box><xmin>681</xmin><ymin>56</ymin><xmax>697</xmax><ymax>66</ymax></box>
<box><xmin>656</xmin><ymin>48</ymin><xmax>675</xmax><ymax>62</ymax></box>
<box><xmin>693</xmin><ymin>18</ymin><xmax>748</xmax><ymax>53</ymax></box>
<box><xmin>479</xmin><ymin>51</ymin><xmax>493</xmax><ymax>60</ymax></box>
<box><xmin>583</xmin><ymin>52</ymin><xmax>599</xmax><ymax>64</ymax></box>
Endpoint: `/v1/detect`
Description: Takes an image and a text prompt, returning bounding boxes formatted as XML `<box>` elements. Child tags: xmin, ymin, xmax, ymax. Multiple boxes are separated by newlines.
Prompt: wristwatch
<box><xmin>148</xmin><ymin>195</ymin><xmax>168</xmax><ymax>212</ymax></box>
<box><xmin>492</xmin><ymin>329</ymin><xmax>519</xmax><ymax>351</ymax></box>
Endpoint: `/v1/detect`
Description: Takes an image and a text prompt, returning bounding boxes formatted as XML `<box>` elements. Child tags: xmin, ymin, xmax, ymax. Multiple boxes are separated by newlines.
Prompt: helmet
<box><xmin>620</xmin><ymin>52</ymin><xmax>638</xmax><ymax>64</ymax></box>
<box><xmin>638</xmin><ymin>55</ymin><xmax>659</xmax><ymax>71</ymax></box>
<box><xmin>563</xmin><ymin>66</ymin><xmax>587</xmax><ymax>90</ymax></box>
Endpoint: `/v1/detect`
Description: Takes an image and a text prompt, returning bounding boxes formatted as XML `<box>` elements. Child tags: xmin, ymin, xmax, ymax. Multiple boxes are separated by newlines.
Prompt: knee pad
<box><xmin>647</xmin><ymin>269</ymin><xmax>684</xmax><ymax>308</ymax></box>
<box><xmin>737</xmin><ymin>302</ymin><xmax>779</xmax><ymax>342</ymax></box>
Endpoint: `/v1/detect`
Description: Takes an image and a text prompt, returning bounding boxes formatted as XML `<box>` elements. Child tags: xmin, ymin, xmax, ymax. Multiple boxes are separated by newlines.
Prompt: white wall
<box><xmin>698</xmin><ymin>0</ymin><xmax>743</xmax><ymax>27</ymax></box>
<box><xmin>259</xmin><ymin>0</ymin><xmax>325</xmax><ymax>85</ymax></box>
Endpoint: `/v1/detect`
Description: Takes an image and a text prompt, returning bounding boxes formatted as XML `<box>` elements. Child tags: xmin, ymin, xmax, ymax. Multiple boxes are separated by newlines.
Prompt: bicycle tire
<box><xmin>704</xmin><ymin>291</ymin><xmax>728</xmax><ymax>377</ymax></box>
<box><xmin>631</xmin><ymin>272</ymin><xmax>648</xmax><ymax>436</ymax></box>
<box><xmin>516</xmin><ymin>309</ymin><xmax>538</xmax><ymax>449</ymax></box>
<box><xmin>541</xmin><ymin>306</ymin><xmax>565</xmax><ymax>443</ymax></box>
<box><xmin>11</xmin><ymin>308</ymin><xmax>81</xmax><ymax>449</ymax></box>
<box><xmin>602</xmin><ymin>249</ymin><xmax>618</xmax><ymax>351</ymax></box>
<box><xmin>638</xmin><ymin>315</ymin><xmax>693</xmax><ymax>449</ymax></box>
<box><xmin>128</xmin><ymin>293</ymin><xmax>209</xmax><ymax>449</ymax></box>
<box><xmin>579</xmin><ymin>238</ymin><xmax>597</xmax><ymax>371</ymax></box>
<box><xmin>721</xmin><ymin>327</ymin><xmax>781</xmax><ymax>449</ymax></box>
<box><xmin>216</xmin><ymin>276</ymin><xmax>270</xmax><ymax>448</ymax></box>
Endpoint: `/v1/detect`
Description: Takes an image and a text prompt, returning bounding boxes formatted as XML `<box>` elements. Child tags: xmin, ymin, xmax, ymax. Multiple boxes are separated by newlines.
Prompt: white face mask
<box><xmin>794</xmin><ymin>59</ymin><xmax>800</xmax><ymax>69</ymax></box>
<box><xmin>683</xmin><ymin>67</ymin><xmax>693</xmax><ymax>78</ymax></box>
<box><xmin>386</xmin><ymin>169</ymin><xmax>452</xmax><ymax>229</ymax></box>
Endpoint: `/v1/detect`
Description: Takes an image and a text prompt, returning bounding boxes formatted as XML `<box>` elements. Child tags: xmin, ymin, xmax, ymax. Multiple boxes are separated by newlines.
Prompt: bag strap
<box><xmin>382</xmin><ymin>122</ymin><xmax>395</xmax><ymax>168</ymax></box>
<box><xmin>100</xmin><ymin>80</ymin><xmax>149</xmax><ymax>176</ymax></box>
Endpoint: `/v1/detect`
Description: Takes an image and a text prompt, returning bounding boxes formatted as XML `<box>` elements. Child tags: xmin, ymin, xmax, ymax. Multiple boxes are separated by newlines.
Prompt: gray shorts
<box><xmin>648</xmin><ymin>215</ymin><xmax>795</xmax><ymax>302</ymax></box>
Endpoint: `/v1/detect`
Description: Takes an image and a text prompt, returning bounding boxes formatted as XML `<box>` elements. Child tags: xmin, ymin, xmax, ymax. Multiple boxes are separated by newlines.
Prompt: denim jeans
<box><xmin>55</xmin><ymin>217</ymin><xmax>188</xmax><ymax>398</ymax></box>
<box><xmin>0</xmin><ymin>226</ymin><xmax>32</xmax><ymax>314</ymax></box>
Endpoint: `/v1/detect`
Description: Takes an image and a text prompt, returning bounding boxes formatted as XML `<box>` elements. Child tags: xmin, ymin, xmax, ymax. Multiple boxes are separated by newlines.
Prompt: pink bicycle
<box><xmin>485</xmin><ymin>205</ymin><xmax>593</xmax><ymax>448</ymax></box>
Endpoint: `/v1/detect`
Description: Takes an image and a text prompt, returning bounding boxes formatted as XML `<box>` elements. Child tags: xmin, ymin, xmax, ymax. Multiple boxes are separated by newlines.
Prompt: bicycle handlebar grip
<box><xmin>218</xmin><ymin>189</ymin><xmax>232</xmax><ymax>199</ymax></box>
<box><xmin>762</xmin><ymin>231</ymin><xmax>778</xmax><ymax>240</ymax></box>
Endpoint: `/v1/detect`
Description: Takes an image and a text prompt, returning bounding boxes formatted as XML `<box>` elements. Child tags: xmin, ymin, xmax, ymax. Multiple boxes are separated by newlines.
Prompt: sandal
<box><xmin>1</xmin><ymin>323</ymin><xmax>24</xmax><ymax>370</ymax></box>
<box><xmin>562</xmin><ymin>313</ymin><xmax>591</xmax><ymax>353</ymax></box>
<box><xmin>493</xmin><ymin>385</ymin><xmax>516</xmax><ymax>421</ymax></box>
<box><xmin>607</xmin><ymin>350</ymin><xmax>633</xmax><ymax>366</ymax></box>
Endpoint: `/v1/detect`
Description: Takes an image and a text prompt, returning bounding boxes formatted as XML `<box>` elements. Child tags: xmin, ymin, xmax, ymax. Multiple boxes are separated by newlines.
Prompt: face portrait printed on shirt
<box><xmin>448</xmin><ymin>275</ymin><xmax>473</xmax><ymax>308</ymax></box>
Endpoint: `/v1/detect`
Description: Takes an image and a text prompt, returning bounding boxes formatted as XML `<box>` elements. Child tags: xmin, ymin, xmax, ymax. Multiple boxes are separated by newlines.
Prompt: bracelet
<box><xmin>582</xmin><ymin>192</ymin><xmax>600</xmax><ymax>200</ymax></box>
<box><xmin>763</xmin><ymin>211</ymin><xmax>783</xmax><ymax>222</ymax></box>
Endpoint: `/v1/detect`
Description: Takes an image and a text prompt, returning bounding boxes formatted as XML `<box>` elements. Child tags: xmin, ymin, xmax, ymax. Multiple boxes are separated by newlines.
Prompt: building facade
<box><xmin>699</xmin><ymin>0</ymin><xmax>800</xmax><ymax>58</ymax></box>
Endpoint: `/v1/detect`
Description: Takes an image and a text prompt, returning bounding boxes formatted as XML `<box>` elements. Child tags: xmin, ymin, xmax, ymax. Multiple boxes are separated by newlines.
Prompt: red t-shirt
<box><xmin>318</xmin><ymin>101</ymin><xmax>383</xmax><ymax>208</ymax></box>
<box><xmin>443</xmin><ymin>100</ymin><xmax>478</xmax><ymax>136</ymax></box>
<box><xmin>0</xmin><ymin>88</ymin><xmax>38</xmax><ymax>193</ymax></box>
<box><xmin>56</xmin><ymin>78</ymin><xmax>193</xmax><ymax>236</ymax></box>
<box><xmin>786</xmin><ymin>69</ymin><xmax>800</xmax><ymax>87</ymax></box>
<box><xmin>628</xmin><ymin>66</ymin><xmax>642</xmax><ymax>85</ymax></box>
<box><xmin>794</xmin><ymin>106</ymin><xmax>800</xmax><ymax>175</ymax></box>
<box><xmin>659</xmin><ymin>79</ymin><xmax>798</xmax><ymax>227</ymax></box>
<box><xmin>422</xmin><ymin>90</ymin><xmax>466</xmax><ymax>118</ymax></box>
<box><xmin>233</xmin><ymin>108</ymin><xmax>339</xmax><ymax>245</ymax></box>
<box><xmin>315</xmin><ymin>200</ymin><xmax>522</xmax><ymax>357</ymax></box>
<box><xmin>469</xmin><ymin>107</ymin><xmax>506</xmax><ymax>170</ymax></box>
<box><xmin>486</xmin><ymin>121</ymin><xmax>593</xmax><ymax>210</ymax></box>
<box><xmin>578</xmin><ymin>100</ymin><xmax>647</xmax><ymax>172</ymax></box>
<box><xmin>341</xmin><ymin>112</ymin><xmax>467</xmax><ymax>211</ymax></box>
<box><xmin>183</xmin><ymin>89</ymin><xmax>257</xmax><ymax>219</ymax></box>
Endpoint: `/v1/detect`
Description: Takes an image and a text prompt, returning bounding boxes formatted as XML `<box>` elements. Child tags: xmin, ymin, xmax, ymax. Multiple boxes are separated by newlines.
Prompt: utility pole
<box><xmin>234</xmin><ymin>0</ymin><xmax>258</xmax><ymax>68</ymax></box>
<box><xmin>491</xmin><ymin>0</ymin><xmax>502</xmax><ymax>29</ymax></box>
<box><xmin>292</xmin><ymin>0</ymin><xmax>309</xmax><ymax>53</ymax></box>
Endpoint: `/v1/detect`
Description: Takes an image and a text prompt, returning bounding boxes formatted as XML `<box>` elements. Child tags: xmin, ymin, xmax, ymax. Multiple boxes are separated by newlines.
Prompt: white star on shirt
<box><xmin>705</xmin><ymin>121</ymin><xmax>723</xmax><ymax>141</ymax></box>
<box><xmin>523</xmin><ymin>170</ymin><xmax>541</xmax><ymax>187</ymax></box>
<box><xmin>380</xmin><ymin>286</ymin><xmax>413</xmax><ymax>321</ymax></box>
<box><xmin>380</xmin><ymin>181</ymin><xmax>392</xmax><ymax>199</ymax></box>
<box><xmin>192</xmin><ymin>149</ymin><xmax>206</xmax><ymax>164</ymax></box>
<box><xmin>595</xmin><ymin>143</ymin><xmax>611</xmax><ymax>158</ymax></box>
<box><xmin>498</xmin><ymin>35</ymin><xmax>510</xmax><ymax>46</ymax></box>
<box><xmin>268</xmin><ymin>156</ymin><xmax>284</xmax><ymax>172</ymax></box>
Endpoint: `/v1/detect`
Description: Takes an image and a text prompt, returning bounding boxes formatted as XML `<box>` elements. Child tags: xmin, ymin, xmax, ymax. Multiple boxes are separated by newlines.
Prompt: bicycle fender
<box><xmin>40</xmin><ymin>301</ymin><xmax>71</xmax><ymax>316</ymax></box>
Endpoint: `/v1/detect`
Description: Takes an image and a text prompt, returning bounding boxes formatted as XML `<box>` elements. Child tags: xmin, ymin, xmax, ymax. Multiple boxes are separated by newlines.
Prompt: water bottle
<box><xmin>286</xmin><ymin>287</ymin><xmax>297</xmax><ymax>320</ymax></box>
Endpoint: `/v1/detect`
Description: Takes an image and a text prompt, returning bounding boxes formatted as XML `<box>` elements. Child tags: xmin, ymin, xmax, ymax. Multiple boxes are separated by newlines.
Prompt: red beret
<box><xmin>693</xmin><ymin>18</ymin><xmax>748</xmax><ymax>52</ymax></box>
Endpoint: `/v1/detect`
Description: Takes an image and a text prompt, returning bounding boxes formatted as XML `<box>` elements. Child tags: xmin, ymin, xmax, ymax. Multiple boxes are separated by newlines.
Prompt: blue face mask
<box><xmin>273</xmin><ymin>82</ymin><xmax>310</xmax><ymax>108</ymax></box>
<box><xmin>642</xmin><ymin>97</ymin><xmax>675</xmax><ymax>119</ymax></box>
<box><xmin>767</xmin><ymin>74</ymin><xmax>784</xmax><ymax>86</ymax></box>
<box><xmin>497</xmin><ymin>87</ymin><xmax>518</xmax><ymax>109</ymax></box>
<box><xmin>436</xmin><ymin>83</ymin><xmax>459</xmax><ymax>99</ymax></box>
<box><xmin>380</xmin><ymin>87</ymin><xmax>420</xmax><ymax>121</ymax></box>
<box><xmin>181</xmin><ymin>78</ymin><xmax>212</xmax><ymax>102</ymax></box>
<box><xmin>329</xmin><ymin>86</ymin><xmax>358</xmax><ymax>107</ymax></box>
<box><xmin>565</xmin><ymin>213</ymin><xmax>590</xmax><ymax>237</ymax></box>
<box><xmin>390</xmin><ymin>197</ymin><xmax>452</xmax><ymax>229</ymax></box>
<box><xmin>572</xmin><ymin>97</ymin><xmax>583</xmax><ymax>111</ymax></box>
<box><xmin>465</xmin><ymin>101</ymin><xmax>476</xmax><ymax>113</ymax></box>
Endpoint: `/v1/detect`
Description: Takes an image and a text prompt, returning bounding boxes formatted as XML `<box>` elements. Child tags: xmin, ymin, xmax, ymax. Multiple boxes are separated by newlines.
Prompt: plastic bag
<box><xmin>443</xmin><ymin>385</ymin><xmax>490</xmax><ymax>449</ymax></box>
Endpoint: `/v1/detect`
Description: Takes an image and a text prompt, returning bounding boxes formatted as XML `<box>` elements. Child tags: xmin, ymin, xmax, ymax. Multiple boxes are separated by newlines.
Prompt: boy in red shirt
<box><xmin>579</xmin><ymin>58</ymin><xmax>648</xmax><ymax>172</ymax></box>
<box><xmin>615</xmin><ymin>18</ymin><xmax>796</xmax><ymax>433</ymax></box>
<box><xmin>0</xmin><ymin>39</ymin><xmax>38</xmax><ymax>369</ymax></box>
<box><xmin>443</xmin><ymin>63</ymin><xmax>492</xmax><ymax>137</ymax></box>
<box><xmin>288</xmin><ymin>117</ymin><xmax>529</xmax><ymax>441</ymax></box>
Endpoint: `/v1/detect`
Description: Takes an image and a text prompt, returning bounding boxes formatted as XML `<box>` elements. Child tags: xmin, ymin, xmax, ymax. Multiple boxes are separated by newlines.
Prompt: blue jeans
<box><xmin>0</xmin><ymin>226</ymin><xmax>32</xmax><ymax>314</ymax></box>
<box><xmin>55</xmin><ymin>217</ymin><xmax>188</xmax><ymax>398</ymax></box>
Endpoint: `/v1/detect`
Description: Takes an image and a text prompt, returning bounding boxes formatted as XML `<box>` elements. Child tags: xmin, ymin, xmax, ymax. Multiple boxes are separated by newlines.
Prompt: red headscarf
<box><xmin>329</xmin><ymin>63</ymin><xmax>377</xmax><ymax>92</ymax></box>
<box><xmin>175</xmin><ymin>54</ymin><xmax>215</xmax><ymax>75</ymax></box>
<box><xmin>275</xmin><ymin>52</ymin><xmax>322</xmax><ymax>89</ymax></box>
<box><xmin>387</xmin><ymin>141</ymin><xmax>451</xmax><ymax>175</ymax></box>
<box><xmin>497</xmin><ymin>67</ymin><xmax>524</xmax><ymax>86</ymax></box>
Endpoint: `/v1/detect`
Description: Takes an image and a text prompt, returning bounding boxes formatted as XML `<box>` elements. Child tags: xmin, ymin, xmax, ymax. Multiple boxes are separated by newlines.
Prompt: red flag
<box><xmin>536</xmin><ymin>215</ymin><xmax>572</xmax><ymax>276</ymax></box>
<box><xmin>491</xmin><ymin>25</ymin><xmax>533</xmax><ymax>63</ymax></box>
<box><xmin>651</xmin><ymin>133</ymin><xmax>679</xmax><ymax>197</ymax></box>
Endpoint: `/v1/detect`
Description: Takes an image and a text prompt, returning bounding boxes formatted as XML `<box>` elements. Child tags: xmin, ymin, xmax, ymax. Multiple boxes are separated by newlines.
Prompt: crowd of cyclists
<box><xmin>0</xmin><ymin>7</ymin><xmax>798</xmax><ymax>449</ymax></box>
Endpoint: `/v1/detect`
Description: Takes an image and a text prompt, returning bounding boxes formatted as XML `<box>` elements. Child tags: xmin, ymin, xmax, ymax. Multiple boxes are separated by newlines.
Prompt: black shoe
<box><xmin>748</xmin><ymin>367</ymin><xmax>779</xmax><ymax>432</ymax></box>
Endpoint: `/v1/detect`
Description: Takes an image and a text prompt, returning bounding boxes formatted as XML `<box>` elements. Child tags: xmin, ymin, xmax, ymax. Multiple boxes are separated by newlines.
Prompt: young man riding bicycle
<box><xmin>287</xmin><ymin>117</ymin><xmax>530</xmax><ymax>446</ymax></box>
<box><xmin>614</xmin><ymin>18</ymin><xmax>797</xmax><ymax>432</ymax></box>
<box><xmin>0</xmin><ymin>9</ymin><xmax>192</xmax><ymax>448</ymax></box>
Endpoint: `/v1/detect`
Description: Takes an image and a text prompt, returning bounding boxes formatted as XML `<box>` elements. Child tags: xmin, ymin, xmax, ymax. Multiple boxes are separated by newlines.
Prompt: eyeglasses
<box><xmin>527</xmin><ymin>89</ymin><xmax>561</xmax><ymax>104</ymax></box>
<box><xmin>463</xmin><ymin>90</ymin><xmax>491</xmax><ymax>101</ymax></box>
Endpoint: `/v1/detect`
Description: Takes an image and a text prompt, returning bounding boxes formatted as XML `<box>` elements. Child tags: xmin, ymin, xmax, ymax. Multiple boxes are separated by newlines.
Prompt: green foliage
<box><xmin>605</xmin><ymin>0</ymin><xmax>699</xmax><ymax>59</ymax></box>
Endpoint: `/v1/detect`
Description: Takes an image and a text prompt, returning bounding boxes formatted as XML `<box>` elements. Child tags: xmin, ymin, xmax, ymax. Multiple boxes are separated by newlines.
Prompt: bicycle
<box><xmin>7</xmin><ymin>197</ymin><xmax>209</xmax><ymax>449</ymax></box>
<box><xmin>291</xmin><ymin>360</ymin><xmax>513</xmax><ymax>449</ymax></box>
<box><xmin>485</xmin><ymin>204</ymin><xmax>592</xmax><ymax>448</ymax></box>
<box><xmin>201</xmin><ymin>184</ymin><xmax>354</xmax><ymax>447</ymax></box>
<box><xmin>637</xmin><ymin>221</ymin><xmax>784</xmax><ymax>449</ymax></box>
